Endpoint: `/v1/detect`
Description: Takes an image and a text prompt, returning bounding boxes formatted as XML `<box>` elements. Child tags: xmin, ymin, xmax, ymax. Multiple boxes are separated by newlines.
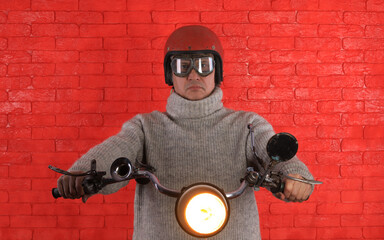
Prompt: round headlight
<box><xmin>175</xmin><ymin>183</ymin><xmax>229</xmax><ymax>238</ymax></box>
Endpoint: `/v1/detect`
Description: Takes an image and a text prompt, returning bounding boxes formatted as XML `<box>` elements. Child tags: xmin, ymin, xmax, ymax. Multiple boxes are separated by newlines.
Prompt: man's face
<box><xmin>171</xmin><ymin>54</ymin><xmax>216</xmax><ymax>101</ymax></box>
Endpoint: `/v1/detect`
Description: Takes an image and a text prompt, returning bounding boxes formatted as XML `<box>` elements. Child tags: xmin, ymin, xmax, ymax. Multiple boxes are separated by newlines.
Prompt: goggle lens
<box><xmin>171</xmin><ymin>57</ymin><xmax>215</xmax><ymax>77</ymax></box>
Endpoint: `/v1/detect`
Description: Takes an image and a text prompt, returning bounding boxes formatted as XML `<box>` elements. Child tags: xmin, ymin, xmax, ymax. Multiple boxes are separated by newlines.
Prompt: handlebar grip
<box><xmin>52</xmin><ymin>188</ymin><xmax>61</xmax><ymax>198</ymax></box>
<box><xmin>270</xmin><ymin>181</ymin><xmax>285</xmax><ymax>194</ymax></box>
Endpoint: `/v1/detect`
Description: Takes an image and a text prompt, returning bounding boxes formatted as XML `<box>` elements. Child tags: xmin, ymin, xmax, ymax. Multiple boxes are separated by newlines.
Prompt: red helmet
<box><xmin>163</xmin><ymin>25</ymin><xmax>224</xmax><ymax>86</ymax></box>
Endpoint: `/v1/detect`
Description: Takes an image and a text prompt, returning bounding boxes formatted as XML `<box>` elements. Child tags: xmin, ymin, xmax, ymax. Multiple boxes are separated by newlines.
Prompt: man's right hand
<box><xmin>56</xmin><ymin>171</ymin><xmax>86</xmax><ymax>199</ymax></box>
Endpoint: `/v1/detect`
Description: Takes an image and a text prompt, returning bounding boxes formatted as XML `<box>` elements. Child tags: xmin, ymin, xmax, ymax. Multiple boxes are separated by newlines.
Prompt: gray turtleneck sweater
<box><xmin>69</xmin><ymin>88</ymin><xmax>313</xmax><ymax>239</ymax></box>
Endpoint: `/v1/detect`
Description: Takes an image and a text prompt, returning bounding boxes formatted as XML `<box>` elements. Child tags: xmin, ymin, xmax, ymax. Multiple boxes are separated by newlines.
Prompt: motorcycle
<box><xmin>49</xmin><ymin>125</ymin><xmax>322</xmax><ymax>238</ymax></box>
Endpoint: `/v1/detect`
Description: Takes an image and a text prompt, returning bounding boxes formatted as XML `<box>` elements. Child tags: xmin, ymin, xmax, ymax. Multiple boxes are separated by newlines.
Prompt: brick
<box><xmin>79</xmin><ymin>0</ymin><xmax>125</xmax><ymax>10</ymax></box>
<box><xmin>79</xmin><ymin>126</ymin><xmax>120</xmax><ymax>139</ymax></box>
<box><xmin>103</xmin><ymin>113</ymin><xmax>136</xmax><ymax>126</ymax></box>
<box><xmin>0</xmin><ymin>191</ymin><xmax>7</xmax><ymax>202</ymax></box>
<box><xmin>0</xmin><ymin>51</ymin><xmax>31</xmax><ymax>64</ymax></box>
<box><xmin>56</xmin><ymin>37</ymin><xmax>102</xmax><ymax>50</ymax></box>
<box><xmin>224</xmin><ymin>101</ymin><xmax>270</xmax><ymax>113</ymax></box>
<box><xmin>33</xmin><ymin>229</ymin><xmax>79</xmax><ymax>240</ymax></box>
<box><xmin>56</xmin><ymin>89</ymin><xmax>103</xmax><ymax>101</ymax></box>
<box><xmin>344</xmin><ymin>63</ymin><xmax>384</xmax><ymax>75</ymax></box>
<box><xmin>365</xmin><ymin>100</ymin><xmax>384</xmax><ymax>113</ymax></box>
<box><xmin>343</xmin><ymin>38</ymin><xmax>384</xmax><ymax>50</ymax></box>
<box><xmin>56</xmin><ymin>11</ymin><xmax>103</xmax><ymax>24</ymax></box>
<box><xmin>58</xmin><ymin>216</ymin><xmax>104</xmax><ymax>228</ymax></box>
<box><xmin>263</xmin><ymin>113</ymin><xmax>295</xmax><ymax>126</ymax></box>
<box><xmin>0</xmin><ymin>0</ymin><xmax>29</xmax><ymax>10</ymax></box>
<box><xmin>319</xmin><ymin>50</ymin><xmax>364</xmax><ymax>63</ymax></box>
<box><xmin>272</xmin><ymin>0</ymin><xmax>319</xmax><ymax>10</ymax></box>
<box><xmin>104</xmin><ymin>63</ymin><xmax>152</xmax><ymax>75</ymax></box>
<box><xmin>271</xmin><ymin>24</ymin><xmax>317</xmax><ymax>37</ymax></box>
<box><xmin>342</xmin><ymin>164</ymin><xmax>384</xmax><ymax>177</ymax></box>
<box><xmin>295</xmin><ymin>215</ymin><xmax>340</xmax><ymax>227</ymax></box>
<box><xmin>32</xmin><ymin>51</ymin><xmax>79</xmax><ymax>63</ymax></box>
<box><xmin>105</xmin><ymin>88</ymin><xmax>152</xmax><ymax>101</ymax></box>
<box><xmin>0</xmin><ymin>179</ymin><xmax>31</xmax><ymax>190</ymax></box>
<box><xmin>271</xmin><ymin>76</ymin><xmax>317</xmax><ymax>88</ymax></box>
<box><xmin>128</xmin><ymin>50</ymin><xmax>163</xmax><ymax>63</ymax></box>
<box><xmin>297</xmin><ymin>11</ymin><xmax>343</xmax><ymax>24</ymax></box>
<box><xmin>223</xmin><ymin>0</ymin><xmax>270</xmax><ymax>10</ymax></box>
<box><xmin>10</xmin><ymin>189</ymin><xmax>55</xmax><ymax>203</ymax></box>
<box><xmin>11</xmin><ymin>216</ymin><xmax>57</xmax><ymax>227</ymax></box>
<box><xmin>365</xmin><ymin>50</ymin><xmax>384</xmax><ymax>63</ymax></box>
<box><xmin>80</xmin><ymin>50</ymin><xmax>127</xmax><ymax>63</ymax></box>
<box><xmin>302</xmin><ymin>138</ymin><xmax>340</xmax><ymax>152</ymax></box>
<box><xmin>127</xmin><ymin>0</ymin><xmax>174</xmax><ymax>10</ymax></box>
<box><xmin>259</xmin><ymin>215</ymin><xmax>294</xmax><ymax>228</ymax></box>
<box><xmin>250</xmin><ymin>11</ymin><xmax>295</xmax><ymax>23</ymax></box>
<box><xmin>318</xmin><ymin>76</ymin><xmax>364</xmax><ymax>88</ymax></box>
<box><xmin>32</xmin><ymin>127</ymin><xmax>78</xmax><ymax>139</ymax></box>
<box><xmin>367</xmin><ymin>0</ymin><xmax>384</xmax><ymax>11</ymax></box>
<box><xmin>0</xmin><ymin>127</ymin><xmax>31</xmax><ymax>139</ymax></box>
<box><xmin>248</xmin><ymin>37</ymin><xmax>294</xmax><ymax>50</ymax></box>
<box><xmin>105</xmin><ymin>12</ymin><xmax>151</xmax><ymax>24</ymax></box>
<box><xmin>344</xmin><ymin>138</ymin><xmax>384</xmax><ymax>151</ymax></box>
<box><xmin>317</xmin><ymin>227</ymin><xmax>363</xmax><ymax>239</ymax></box>
<box><xmin>55</xmin><ymin>63</ymin><xmax>103</xmax><ymax>75</ymax></box>
<box><xmin>127</xmin><ymin>75</ymin><xmax>165</xmax><ymax>88</ymax></box>
<box><xmin>319</xmin><ymin>24</ymin><xmax>364</xmax><ymax>37</ymax></box>
<box><xmin>0</xmin><ymin>152</ymin><xmax>31</xmax><ymax>165</ymax></box>
<box><xmin>80</xmin><ymin>203</ymin><xmax>127</xmax><ymax>215</ymax></box>
<box><xmin>221</xmin><ymin>88</ymin><xmax>248</xmax><ymax>100</ymax></box>
<box><xmin>33</xmin><ymin>76</ymin><xmax>79</xmax><ymax>89</ymax></box>
<box><xmin>318</xmin><ymin>151</ymin><xmax>363</xmax><ymax>165</ymax></box>
<box><xmin>364</xmin><ymin>203</ymin><xmax>384</xmax><ymax>214</ymax></box>
<box><xmin>318</xmin><ymin>101</ymin><xmax>364</xmax><ymax>113</ymax></box>
<box><xmin>344</xmin><ymin>88</ymin><xmax>384</xmax><ymax>100</ymax></box>
<box><xmin>56</xmin><ymin>114</ymin><xmax>103</xmax><ymax>127</ymax></box>
<box><xmin>366</xmin><ymin>25</ymin><xmax>384</xmax><ymax>38</ymax></box>
<box><xmin>8</xmin><ymin>89</ymin><xmax>55</xmax><ymax>101</ymax></box>
<box><xmin>271</xmin><ymin>50</ymin><xmax>317</xmax><ymax>63</ymax></box>
<box><xmin>294</xmin><ymin>113</ymin><xmax>341</xmax><ymax>126</ymax></box>
<box><xmin>0</xmin><ymin>115</ymin><xmax>7</xmax><ymax>127</ymax></box>
<box><xmin>80</xmin><ymin>24</ymin><xmax>126</xmax><ymax>37</ymax></box>
<box><xmin>32</xmin><ymin>24</ymin><xmax>79</xmax><ymax>37</ymax></box>
<box><xmin>223</xmin><ymin>24</ymin><xmax>269</xmax><ymax>38</ymax></box>
<box><xmin>8</xmin><ymin>37</ymin><xmax>55</xmax><ymax>50</ymax></box>
<box><xmin>318</xmin><ymin>203</ymin><xmax>363</xmax><ymax>214</ymax></box>
<box><xmin>80</xmin><ymin>101</ymin><xmax>127</xmax><ymax>113</ymax></box>
<box><xmin>248</xmin><ymin>88</ymin><xmax>294</xmax><ymax>100</ymax></box>
<box><xmin>223</xmin><ymin>75</ymin><xmax>270</xmax><ymax>88</ymax></box>
<box><xmin>364</xmin><ymin>126</ymin><xmax>384</xmax><ymax>139</ymax></box>
<box><xmin>342</xmin><ymin>215</ymin><xmax>384</xmax><ymax>227</ymax></box>
<box><xmin>104</xmin><ymin>37</ymin><xmax>151</xmax><ymax>50</ymax></box>
<box><xmin>80</xmin><ymin>229</ymin><xmax>127</xmax><ymax>240</ymax></box>
<box><xmin>32</xmin><ymin>0</ymin><xmax>78</xmax><ymax>10</ymax></box>
<box><xmin>152</xmin><ymin>88</ymin><xmax>170</xmax><ymax>101</ymax></box>
<box><xmin>8</xmin><ymin>139</ymin><xmax>55</xmax><ymax>152</ymax></box>
<box><xmin>32</xmin><ymin>102</ymin><xmax>79</xmax><ymax>114</ymax></box>
<box><xmin>0</xmin><ymin>24</ymin><xmax>30</xmax><ymax>36</ymax></box>
<box><xmin>56</xmin><ymin>139</ymin><xmax>102</xmax><ymax>152</ymax></box>
<box><xmin>8</xmin><ymin>63</ymin><xmax>55</xmax><ymax>76</ymax></box>
<box><xmin>127</xmin><ymin>24</ymin><xmax>174</xmax><ymax>37</ymax></box>
<box><xmin>249</xmin><ymin>63</ymin><xmax>295</xmax><ymax>75</ymax></box>
<box><xmin>344</xmin><ymin>12</ymin><xmax>384</xmax><ymax>25</ymax></box>
<box><xmin>152</xmin><ymin>11</ymin><xmax>200</xmax><ymax>24</ymax></box>
<box><xmin>364</xmin><ymin>177</ymin><xmax>384</xmax><ymax>190</ymax></box>
<box><xmin>80</xmin><ymin>76</ymin><xmax>126</xmax><ymax>88</ymax></box>
<box><xmin>0</xmin><ymin>76</ymin><xmax>31</xmax><ymax>89</ymax></box>
<box><xmin>220</xmin><ymin>37</ymin><xmax>247</xmax><ymax>49</ymax></box>
<box><xmin>306</xmin><ymin>163</ymin><xmax>340</xmax><ymax>177</ymax></box>
<box><xmin>317</xmin><ymin>126</ymin><xmax>363</xmax><ymax>139</ymax></box>
<box><xmin>32</xmin><ymin>152</ymin><xmax>79</xmax><ymax>165</ymax></box>
<box><xmin>32</xmin><ymin>178</ymin><xmax>58</xmax><ymax>190</ymax></box>
<box><xmin>296</xmin><ymin>37</ymin><xmax>341</xmax><ymax>50</ymax></box>
<box><xmin>342</xmin><ymin>190</ymin><xmax>384</xmax><ymax>203</ymax></box>
<box><xmin>127</xmin><ymin>101</ymin><xmax>167</xmax><ymax>113</ymax></box>
<box><xmin>0</xmin><ymin>229</ymin><xmax>32</xmax><ymax>240</ymax></box>
<box><xmin>271</xmin><ymin>101</ymin><xmax>317</xmax><ymax>113</ymax></box>
<box><xmin>202</xmin><ymin>11</ymin><xmax>249</xmax><ymax>23</ymax></box>
<box><xmin>0</xmin><ymin>102</ymin><xmax>31</xmax><ymax>114</ymax></box>
<box><xmin>32</xmin><ymin>203</ymin><xmax>79</xmax><ymax>215</ymax></box>
<box><xmin>0</xmin><ymin>203</ymin><xmax>32</xmax><ymax>215</ymax></box>
<box><xmin>270</xmin><ymin>227</ymin><xmax>317</xmax><ymax>239</ymax></box>
<box><xmin>363</xmin><ymin>152</ymin><xmax>384</xmax><ymax>164</ymax></box>
<box><xmin>295</xmin><ymin>88</ymin><xmax>342</xmax><ymax>100</ymax></box>
<box><xmin>342</xmin><ymin>113</ymin><xmax>384</xmax><ymax>126</ymax></box>
<box><xmin>297</xmin><ymin>63</ymin><xmax>343</xmax><ymax>75</ymax></box>
<box><xmin>319</xmin><ymin>0</ymin><xmax>366</xmax><ymax>10</ymax></box>
<box><xmin>363</xmin><ymin>227</ymin><xmax>384</xmax><ymax>238</ymax></box>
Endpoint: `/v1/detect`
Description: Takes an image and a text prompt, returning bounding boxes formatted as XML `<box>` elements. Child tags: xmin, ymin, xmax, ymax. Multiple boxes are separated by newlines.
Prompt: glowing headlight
<box><xmin>175</xmin><ymin>183</ymin><xmax>229</xmax><ymax>238</ymax></box>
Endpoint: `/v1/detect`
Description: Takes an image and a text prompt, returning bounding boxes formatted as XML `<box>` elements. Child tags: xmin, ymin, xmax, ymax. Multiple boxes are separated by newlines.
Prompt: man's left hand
<box><xmin>275</xmin><ymin>174</ymin><xmax>312</xmax><ymax>202</ymax></box>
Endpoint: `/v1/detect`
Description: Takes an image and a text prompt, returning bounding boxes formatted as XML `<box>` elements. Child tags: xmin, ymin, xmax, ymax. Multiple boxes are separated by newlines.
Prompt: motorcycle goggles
<box><xmin>171</xmin><ymin>56</ymin><xmax>215</xmax><ymax>77</ymax></box>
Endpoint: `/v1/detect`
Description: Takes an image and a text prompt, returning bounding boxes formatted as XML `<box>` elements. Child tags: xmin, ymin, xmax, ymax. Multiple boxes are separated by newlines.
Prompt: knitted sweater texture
<box><xmin>69</xmin><ymin>88</ymin><xmax>313</xmax><ymax>240</ymax></box>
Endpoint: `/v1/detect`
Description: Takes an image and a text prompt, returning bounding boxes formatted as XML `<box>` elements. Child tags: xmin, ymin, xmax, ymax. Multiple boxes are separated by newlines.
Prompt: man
<box><xmin>57</xmin><ymin>25</ymin><xmax>314</xmax><ymax>239</ymax></box>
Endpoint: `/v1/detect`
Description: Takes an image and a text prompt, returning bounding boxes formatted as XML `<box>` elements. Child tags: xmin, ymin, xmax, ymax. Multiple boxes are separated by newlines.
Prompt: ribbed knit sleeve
<box><xmin>68</xmin><ymin>115</ymin><xmax>145</xmax><ymax>195</ymax></box>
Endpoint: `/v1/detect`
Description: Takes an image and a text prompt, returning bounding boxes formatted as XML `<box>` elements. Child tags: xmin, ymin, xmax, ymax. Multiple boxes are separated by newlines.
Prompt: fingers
<box><xmin>56</xmin><ymin>171</ymin><xmax>85</xmax><ymax>199</ymax></box>
<box><xmin>282</xmin><ymin>174</ymin><xmax>312</xmax><ymax>202</ymax></box>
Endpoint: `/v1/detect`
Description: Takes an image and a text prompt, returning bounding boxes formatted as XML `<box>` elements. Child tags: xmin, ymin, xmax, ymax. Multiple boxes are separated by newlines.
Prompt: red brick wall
<box><xmin>1</xmin><ymin>0</ymin><xmax>383</xmax><ymax>239</ymax></box>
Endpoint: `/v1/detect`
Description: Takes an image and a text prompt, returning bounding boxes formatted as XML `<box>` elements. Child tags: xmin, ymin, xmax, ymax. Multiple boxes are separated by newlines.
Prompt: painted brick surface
<box><xmin>0</xmin><ymin>0</ymin><xmax>383</xmax><ymax>239</ymax></box>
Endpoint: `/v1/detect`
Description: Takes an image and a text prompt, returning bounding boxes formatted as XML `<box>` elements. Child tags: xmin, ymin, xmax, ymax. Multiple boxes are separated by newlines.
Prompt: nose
<box><xmin>187</xmin><ymin>68</ymin><xmax>201</xmax><ymax>81</ymax></box>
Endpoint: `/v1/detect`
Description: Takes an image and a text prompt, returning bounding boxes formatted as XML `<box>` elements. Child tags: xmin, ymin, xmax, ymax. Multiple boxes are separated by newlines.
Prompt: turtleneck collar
<box><xmin>166</xmin><ymin>87</ymin><xmax>224</xmax><ymax>119</ymax></box>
